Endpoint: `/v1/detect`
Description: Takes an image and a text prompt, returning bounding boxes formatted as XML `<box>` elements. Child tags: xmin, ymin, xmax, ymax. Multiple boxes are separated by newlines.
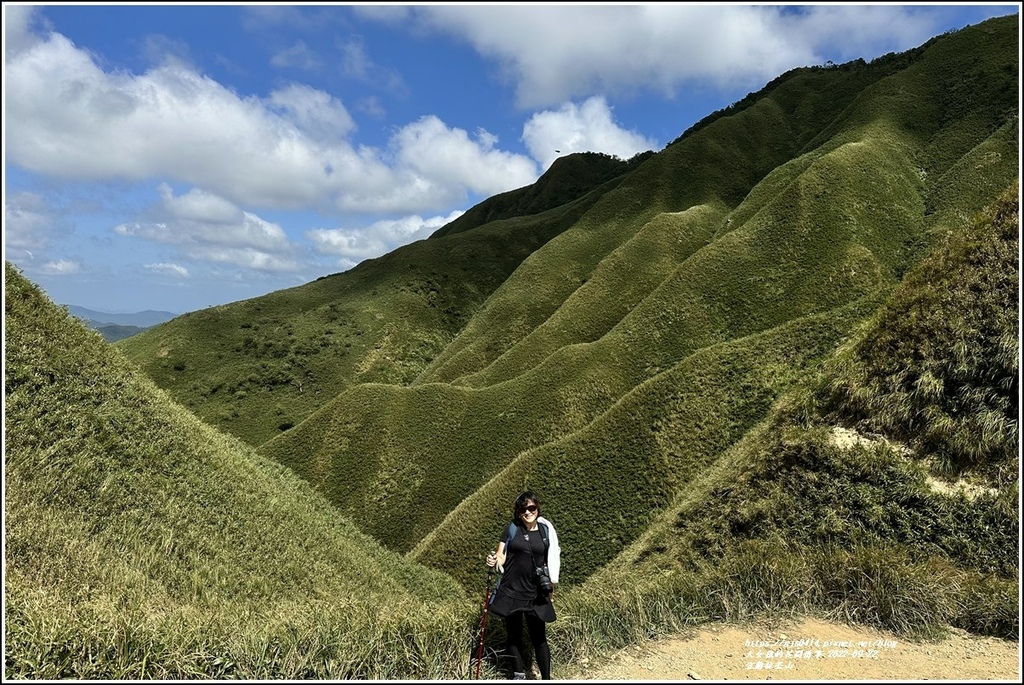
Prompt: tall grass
<box><xmin>814</xmin><ymin>182</ymin><xmax>1019</xmax><ymax>478</ymax></box>
<box><xmin>5</xmin><ymin>263</ymin><xmax>479</xmax><ymax>679</ymax></box>
<box><xmin>549</xmin><ymin>180</ymin><xmax>1019</xmax><ymax>675</ymax></box>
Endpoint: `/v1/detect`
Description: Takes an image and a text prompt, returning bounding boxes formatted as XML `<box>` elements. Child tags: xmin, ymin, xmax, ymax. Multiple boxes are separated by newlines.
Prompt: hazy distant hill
<box><xmin>63</xmin><ymin>306</ymin><xmax>179</xmax><ymax>342</ymax></box>
<box><xmin>66</xmin><ymin>305</ymin><xmax>178</xmax><ymax>328</ymax></box>
<box><xmin>98</xmin><ymin>12</ymin><xmax>1018</xmax><ymax>667</ymax></box>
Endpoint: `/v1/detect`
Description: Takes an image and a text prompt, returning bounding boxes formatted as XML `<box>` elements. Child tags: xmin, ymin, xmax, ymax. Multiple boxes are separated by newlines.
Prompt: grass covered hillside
<box><xmin>552</xmin><ymin>185</ymin><xmax>1018</xmax><ymax>664</ymax></box>
<box><xmin>5</xmin><ymin>15</ymin><xmax>1018</xmax><ymax>679</ymax></box>
<box><xmin>116</xmin><ymin>151</ymin><xmax>626</xmax><ymax>447</ymax></box>
<box><xmin>259</xmin><ymin>15</ymin><xmax>1018</xmax><ymax>576</ymax></box>
<box><xmin>105</xmin><ymin>10</ymin><xmax>1016</xmax><ymax>649</ymax></box>
<box><xmin>4</xmin><ymin>263</ymin><xmax>479</xmax><ymax>679</ymax></box>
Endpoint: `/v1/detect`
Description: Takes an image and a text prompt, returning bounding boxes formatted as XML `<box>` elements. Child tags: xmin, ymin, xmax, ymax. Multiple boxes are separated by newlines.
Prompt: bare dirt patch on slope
<box><xmin>567</xmin><ymin>616</ymin><xmax>1020</xmax><ymax>681</ymax></box>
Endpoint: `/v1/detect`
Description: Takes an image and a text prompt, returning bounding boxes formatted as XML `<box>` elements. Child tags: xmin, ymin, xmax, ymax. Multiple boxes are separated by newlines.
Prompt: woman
<box><xmin>485</xmin><ymin>491</ymin><xmax>561</xmax><ymax>680</ymax></box>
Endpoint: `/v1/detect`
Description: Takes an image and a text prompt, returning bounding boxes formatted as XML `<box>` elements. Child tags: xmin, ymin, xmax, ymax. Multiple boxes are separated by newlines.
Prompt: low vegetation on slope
<box><xmin>115</xmin><ymin>153</ymin><xmax>624</xmax><ymax>447</ymax></box>
<box><xmin>546</xmin><ymin>185</ymin><xmax>1018</xmax><ymax>670</ymax></box>
<box><xmin>4</xmin><ymin>264</ymin><xmax>475</xmax><ymax>680</ymax></box>
<box><xmin>260</xmin><ymin>17</ymin><xmax>1017</xmax><ymax>584</ymax></box>
<box><xmin>815</xmin><ymin>184</ymin><xmax>1019</xmax><ymax>478</ymax></box>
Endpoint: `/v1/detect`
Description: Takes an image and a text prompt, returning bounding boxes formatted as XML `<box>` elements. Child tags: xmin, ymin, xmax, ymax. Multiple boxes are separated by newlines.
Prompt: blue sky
<box><xmin>3</xmin><ymin>3</ymin><xmax>1018</xmax><ymax>314</ymax></box>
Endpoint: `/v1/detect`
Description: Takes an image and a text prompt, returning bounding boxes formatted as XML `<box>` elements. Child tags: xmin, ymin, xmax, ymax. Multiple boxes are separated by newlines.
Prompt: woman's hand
<box><xmin>485</xmin><ymin>552</ymin><xmax>497</xmax><ymax>568</ymax></box>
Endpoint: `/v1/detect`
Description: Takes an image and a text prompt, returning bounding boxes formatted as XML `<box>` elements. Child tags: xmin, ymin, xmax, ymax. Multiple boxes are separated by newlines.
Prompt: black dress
<box><xmin>488</xmin><ymin>524</ymin><xmax>556</xmax><ymax>623</ymax></box>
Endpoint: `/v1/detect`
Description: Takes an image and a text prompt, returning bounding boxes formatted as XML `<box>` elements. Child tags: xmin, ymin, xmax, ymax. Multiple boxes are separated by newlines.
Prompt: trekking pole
<box><xmin>474</xmin><ymin>567</ymin><xmax>496</xmax><ymax>679</ymax></box>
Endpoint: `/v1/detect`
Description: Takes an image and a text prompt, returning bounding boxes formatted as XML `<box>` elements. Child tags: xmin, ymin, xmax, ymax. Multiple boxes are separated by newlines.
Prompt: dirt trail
<box><xmin>564</xmin><ymin>617</ymin><xmax>1021</xmax><ymax>681</ymax></box>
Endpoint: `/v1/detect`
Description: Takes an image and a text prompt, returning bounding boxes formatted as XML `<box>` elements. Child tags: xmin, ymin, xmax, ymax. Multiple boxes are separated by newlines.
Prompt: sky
<box><xmin>3</xmin><ymin>3</ymin><xmax>1019</xmax><ymax>315</ymax></box>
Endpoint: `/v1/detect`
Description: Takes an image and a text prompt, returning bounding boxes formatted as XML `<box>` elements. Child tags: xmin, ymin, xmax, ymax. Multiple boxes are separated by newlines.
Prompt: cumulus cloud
<box><xmin>394</xmin><ymin>5</ymin><xmax>957</xmax><ymax>108</ymax></box>
<box><xmin>4</xmin><ymin>20</ymin><xmax>538</xmax><ymax>215</ymax></box>
<box><xmin>4</xmin><ymin>3</ymin><xmax>42</xmax><ymax>56</ymax></box>
<box><xmin>522</xmin><ymin>97</ymin><xmax>657</xmax><ymax>170</ymax></box>
<box><xmin>393</xmin><ymin>116</ymin><xmax>539</xmax><ymax>198</ymax></box>
<box><xmin>114</xmin><ymin>185</ymin><xmax>299</xmax><ymax>272</ymax></box>
<box><xmin>268</xmin><ymin>83</ymin><xmax>356</xmax><ymax>141</ymax></box>
<box><xmin>308</xmin><ymin>210</ymin><xmax>464</xmax><ymax>266</ymax></box>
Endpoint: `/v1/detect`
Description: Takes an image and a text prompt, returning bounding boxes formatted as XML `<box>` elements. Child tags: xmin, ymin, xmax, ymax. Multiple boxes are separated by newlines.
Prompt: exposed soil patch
<box><xmin>565</xmin><ymin>617</ymin><xmax>1020</xmax><ymax>681</ymax></box>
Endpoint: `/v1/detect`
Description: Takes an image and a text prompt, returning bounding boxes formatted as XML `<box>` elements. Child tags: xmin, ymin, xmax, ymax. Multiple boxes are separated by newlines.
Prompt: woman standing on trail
<box><xmin>485</xmin><ymin>491</ymin><xmax>561</xmax><ymax>680</ymax></box>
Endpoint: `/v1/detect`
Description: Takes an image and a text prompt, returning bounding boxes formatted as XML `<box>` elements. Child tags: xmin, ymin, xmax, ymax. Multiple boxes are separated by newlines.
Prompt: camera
<box><xmin>534</xmin><ymin>565</ymin><xmax>553</xmax><ymax>593</ymax></box>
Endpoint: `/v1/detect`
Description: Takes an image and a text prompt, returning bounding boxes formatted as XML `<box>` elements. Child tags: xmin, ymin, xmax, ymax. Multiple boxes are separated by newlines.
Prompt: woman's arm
<box><xmin>542</xmin><ymin>518</ymin><xmax>561</xmax><ymax>584</ymax></box>
<box><xmin>486</xmin><ymin>541</ymin><xmax>507</xmax><ymax>573</ymax></box>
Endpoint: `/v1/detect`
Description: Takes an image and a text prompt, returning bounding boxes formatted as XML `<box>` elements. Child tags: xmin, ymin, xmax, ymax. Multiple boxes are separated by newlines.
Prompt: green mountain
<box><xmin>4</xmin><ymin>264</ymin><xmax>475</xmax><ymax>679</ymax></box>
<box><xmin>8</xmin><ymin>14</ymin><xmax>1017</xmax><ymax>678</ymax></box>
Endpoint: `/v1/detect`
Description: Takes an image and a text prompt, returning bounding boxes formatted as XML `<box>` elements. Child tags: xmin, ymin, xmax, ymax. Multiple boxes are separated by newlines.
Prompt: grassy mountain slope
<box><xmin>407</xmin><ymin>294</ymin><xmax>884</xmax><ymax>582</ymax></box>
<box><xmin>259</xmin><ymin>16</ymin><xmax>1017</xmax><ymax>572</ymax></box>
<box><xmin>414</xmin><ymin>62</ymin><xmax>894</xmax><ymax>387</ymax></box>
<box><xmin>430</xmin><ymin>150</ymin><xmax>649</xmax><ymax>238</ymax></box>
<box><xmin>417</xmin><ymin>16</ymin><xmax>1018</xmax><ymax>388</ymax></box>
<box><xmin>116</xmin><ymin>165</ymin><xmax>619</xmax><ymax>446</ymax></box>
<box><xmin>553</xmin><ymin>184</ymin><xmax>1018</xmax><ymax>658</ymax></box>
<box><xmin>4</xmin><ymin>263</ymin><xmax>475</xmax><ymax>679</ymax></box>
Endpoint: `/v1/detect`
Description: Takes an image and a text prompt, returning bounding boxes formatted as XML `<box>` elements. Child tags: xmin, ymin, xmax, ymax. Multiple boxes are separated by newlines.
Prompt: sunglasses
<box><xmin>523</xmin><ymin>505</ymin><xmax>539</xmax><ymax>514</ymax></box>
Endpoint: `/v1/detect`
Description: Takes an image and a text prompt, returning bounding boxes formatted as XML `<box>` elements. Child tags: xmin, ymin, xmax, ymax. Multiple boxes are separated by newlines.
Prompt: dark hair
<box><xmin>512</xmin><ymin>491</ymin><xmax>539</xmax><ymax>524</ymax></box>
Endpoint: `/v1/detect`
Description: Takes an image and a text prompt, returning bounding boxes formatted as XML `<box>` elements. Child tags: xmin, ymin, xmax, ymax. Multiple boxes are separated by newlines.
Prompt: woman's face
<box><xmin>519</xmin><ymin>500</ymin><xmax>539</xmax><ymax>526</ymax></box>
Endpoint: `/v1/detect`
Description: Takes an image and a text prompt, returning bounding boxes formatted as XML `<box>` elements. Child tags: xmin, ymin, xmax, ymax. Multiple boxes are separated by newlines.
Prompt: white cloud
<box><xmin>145</xmin><ymin>262</ymin><xmax>190</xmax><ymax>278</ymax></box>
<box><xmin>158</xmin><ymin>184</ymin><xmax>243</xmax><ymax>224</ymax></box>
<box><xmin>114</xmin><ymin>187</ymin><xmax>299</xmax><ymax>272</ymax></box>
<box><xmin>357</xmin><ymin>96</ymin><xmax>386</xmax><ymax>119</ymax></box>
<box><xmin>393</xmin><ymin>116</ymin><xmax>540</xmax><ymax>199</ymax></box>
<box><xmin>271</xmin><ymin>40</ymin><xmax>321</xmax><ymax>70</ymax></box>
<box><xmin>338</xmin><ymin>38</ymin><xmax>406</xmax><ymax>94</ymax></box>
<box><xmin>308</xmin><ymin>210</ymin><xmax>464</xmax><ymax>266</ymax></box>
<box><xmin>3</xmin><ymin>4</ymin><xmax>44</xmax><ymax>57</ymax></box>
<box><xmin>522</xmin><ymin>97</ymin><xmax>657</xmax><ymax>170</ymax></box>
<box><xmin>4</xmin><ymin>191</ymin><xmax>52</xmax><ymax>249</ymax></box>
<box><xmin>39</xmin><ymin>259</ymin><xmax>82</xmax><ymax>276</ymax></box>
<box><xmin>268</xmin><ymin>83</ymin><xmax>356</xmax><ymax>141</ymax></box>
<box><xmin>400</xmin><ymin>5</ymin><xmax>957</xmax><ymax>108</ymax></box>
<box><xmin>4</xmin><ymin>23</ymin><xmax>538</xmax><ymax>216</ymax></box>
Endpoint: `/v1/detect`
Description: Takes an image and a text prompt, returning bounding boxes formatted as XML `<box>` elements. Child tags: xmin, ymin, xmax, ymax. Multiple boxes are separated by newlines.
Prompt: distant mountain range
<box><xmin>65</xmin><ymin>305</ymin><xmax>179</xmax><ymax>328</ymax></box>
<box><xmin>64</xmin><ymin>305</ymin><xmax>179</xmax><ymax>342</ymax></box>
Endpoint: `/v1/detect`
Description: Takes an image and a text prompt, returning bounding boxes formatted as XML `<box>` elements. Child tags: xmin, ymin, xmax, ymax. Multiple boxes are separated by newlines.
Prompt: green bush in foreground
<box><xmin>815</xmin><ymin>182</ymin><xmax>1019</xmax><ymax>478</ymax></box>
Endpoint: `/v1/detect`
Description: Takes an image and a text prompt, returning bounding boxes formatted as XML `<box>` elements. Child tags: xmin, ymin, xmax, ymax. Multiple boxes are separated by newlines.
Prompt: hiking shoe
<box><xmin>512</xmin><ymin>672</ymin><xmax>527</xmax><ymax>680</ymax></box>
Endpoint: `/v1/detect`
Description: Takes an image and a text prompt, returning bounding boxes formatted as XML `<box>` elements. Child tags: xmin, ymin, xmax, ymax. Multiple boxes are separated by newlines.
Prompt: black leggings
<box><xmin>504</xmin><ymin>611</ymin><xmax>551</xmax><ymax>679</ymax></box>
